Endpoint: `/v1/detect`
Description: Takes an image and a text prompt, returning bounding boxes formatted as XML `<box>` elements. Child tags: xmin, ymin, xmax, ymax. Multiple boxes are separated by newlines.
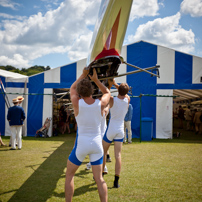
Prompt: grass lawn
<box><xmin>0</xmin><ymin>122</ymin><xmax>202</xmax><ymax>202</ymax></box>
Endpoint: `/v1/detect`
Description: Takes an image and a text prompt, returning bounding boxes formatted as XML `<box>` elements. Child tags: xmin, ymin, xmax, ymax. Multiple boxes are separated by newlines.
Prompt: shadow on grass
<box><xmin>74</xmin><ymin>182</ymin><xmax>97</xmax><ymax>197</ymax></box>
<box><xmin>8</xmin><ymin>142</ymin><xmax>70</xmax><ymax>202</ymax></box>
<box><xmin>6</xmin><ymin>133</ymin><xmax>100</xmax><ymax>202</ymax></box>
<box><xmin>75</xmin><ymin>169</ymin><xmax>90</xmax><ymax>179</ymax></box>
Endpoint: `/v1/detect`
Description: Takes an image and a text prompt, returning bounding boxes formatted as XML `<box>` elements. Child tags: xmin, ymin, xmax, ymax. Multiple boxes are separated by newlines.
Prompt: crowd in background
<box><xmin>173</xmin><ymin>105</ymin><xmax>202</xmax><ymax>135</ymax></box>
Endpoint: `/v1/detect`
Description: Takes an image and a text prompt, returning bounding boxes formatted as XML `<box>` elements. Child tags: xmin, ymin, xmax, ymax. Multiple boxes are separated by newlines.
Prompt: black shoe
<box><xmin>113</xmin><ymin>181</ymin><xmax>120</xmax><ymax>188</ymax></box>
<box><xmin>106</xmin><ymin>157</ymin><xmax>112</xmax><ymax>162</ymax></box>
<box><xmin>10</xmin><ymin>148</ymin><xmax>16</xmax><ymax>150</ymax></box>
<box><xmin>18</xmin><ymin>148</ymin><xmax>21</xmax><ymax>150</ymax></box>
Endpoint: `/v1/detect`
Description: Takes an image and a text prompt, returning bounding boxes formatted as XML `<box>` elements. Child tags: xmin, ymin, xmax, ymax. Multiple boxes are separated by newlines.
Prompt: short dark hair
<box><xmin>118</xmin><ymin>83</ymin><xmax>129</xmax><ymax>96</ymax></box>
<box><xmin>76</xmin><ymin>78</ymin><xmax>93</xmax><ymax>97</ymax></box>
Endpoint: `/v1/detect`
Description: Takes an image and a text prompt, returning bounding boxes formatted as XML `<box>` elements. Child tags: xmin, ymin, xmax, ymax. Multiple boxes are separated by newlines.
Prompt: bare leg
<box><xmin>63</xmin><ymin>123</ymin><xmax>67</xmax><ymax>134</ymax></box>
<box><xmin>92</xmin><ymin>164</ymin><xmax>108</xmax><ymax>202</ymax></box>
<box><xmin>102</xmin><ymin>140</ymin><xmax>111</xmax><ymax>173</ymax></box>
<box><xmin>65</xmin><ymin>160</ymin><xmax>79</xmax><ymax>202</ymax></box>
<box><xmin>0</xmin><ymin>136</ymin><xmax>6</xmax><ymax>146</ymax></box>
<box><xmin>113</xmin><ymin>141</ymin><xmax>122</xmax><ymax>188</ymax></box>
<box><xmin>106</xmin><ymin>149</ymin><xmax>111</xmax><ymax>162</ymax></box>
<box><xmin>60</xmin><ymin>123</ymin><xmax>64</xmax><ymax>134</ymax></box>
<box><xmin>67</xmin><ymin>123</ymin><xmax>71</xmax><ymax>133</ymax></box>
<box><xmin>114</xmin><ymin>141</ymin><xmax>122</xmax><ymax>176</ymax></box>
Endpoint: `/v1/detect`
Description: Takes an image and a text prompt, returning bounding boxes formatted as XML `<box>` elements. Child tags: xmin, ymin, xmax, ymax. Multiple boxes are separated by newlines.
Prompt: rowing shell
<box><xmin>86</xmin><ymin>0</ymin><xmax>133</xmax><ymax>94</ymax></box>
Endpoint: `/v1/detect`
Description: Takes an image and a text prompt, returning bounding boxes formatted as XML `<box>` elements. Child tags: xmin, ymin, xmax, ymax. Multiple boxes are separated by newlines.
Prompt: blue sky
<box><xmin>0</xmin><ymin>0</ymin><xmax>201</xmax><ymax>69</ymax></box>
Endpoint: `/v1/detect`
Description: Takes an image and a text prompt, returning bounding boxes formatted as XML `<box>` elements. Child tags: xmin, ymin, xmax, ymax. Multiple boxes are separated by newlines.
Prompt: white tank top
<box><xmin>101</xmin><ymin>113</ymin><xmax>107</xmax><ymax>137</ymax></box>
<box><xmin>110</xmin><ymin>96</ymin><xmax>128</xmax><ymax>123</ymax></box>
<box><xmin>76</xmin><ymin>99</ymin><xmax>102</xmax><ymax>137</ymax></box>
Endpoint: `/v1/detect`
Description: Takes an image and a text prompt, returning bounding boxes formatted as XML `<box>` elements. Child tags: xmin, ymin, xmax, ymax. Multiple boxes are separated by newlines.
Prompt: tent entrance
<box><xmin>173</xmin><ymin>89</ymin><xmax>202</xmax><ymax>140</ymax></box>
<box><xmin>53</xmin><ymin>88</ymin><xmax>76</xmax><ymax>135</ymax></box>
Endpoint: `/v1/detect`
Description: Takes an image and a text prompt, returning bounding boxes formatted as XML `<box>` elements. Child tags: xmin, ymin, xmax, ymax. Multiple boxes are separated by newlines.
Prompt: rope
<box><xmin>1</xmin><ymin>92</ymin><xmax>180</xmax><ymax>97</ymax></box>
<box><xmin>130</xmin><ymin>94</ymin><xmax>179</xmax><ymax>98</ymax></box>
<box><xmin>0</xmin><ymin>92</ymin><xmax>54</xmax><ymax>95</ymax></box>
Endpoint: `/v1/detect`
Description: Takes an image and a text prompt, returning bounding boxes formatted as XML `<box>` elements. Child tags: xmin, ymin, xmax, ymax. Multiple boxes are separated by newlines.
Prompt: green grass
<box><xmin>0</xmin><ymin>123</ymin><xmax>202</xmax><ymax>202</ymax></box>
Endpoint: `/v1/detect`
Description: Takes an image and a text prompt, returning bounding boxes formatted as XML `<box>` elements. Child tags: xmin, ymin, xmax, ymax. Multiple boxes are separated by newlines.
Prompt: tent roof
<box><xmin>173</xmin><ymin>89</ymin><xmax>202</xmax><ymax>102</ymax></box>
<box><xmin>0</xmin><ymin>69</ymin><xmax>27</xmax><ymax>78</ymax></box>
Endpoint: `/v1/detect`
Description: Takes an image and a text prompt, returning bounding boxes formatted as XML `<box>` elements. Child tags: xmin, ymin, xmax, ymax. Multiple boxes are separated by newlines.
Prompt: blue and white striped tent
<box><xmin>1</xmin><ymin>40</ymin><xmax>202</xmax><ymax>138</ymax></box>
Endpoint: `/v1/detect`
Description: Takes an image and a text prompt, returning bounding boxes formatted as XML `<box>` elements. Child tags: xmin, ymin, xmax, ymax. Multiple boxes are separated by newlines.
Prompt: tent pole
<box><xmin>99</xmin><ymin>65</ymin><xmax>160</xmax><ymax>81</ymax></box>
<box><xmin>123</xmin><ymin>61</ymin><xmax>160</xmax><ymax>78</ymax></box>
<box><xmin>0</xmin><ymin>87</ymin><xmax>9</xmax><ymax>109</ymax></box>
<box><xmin>0</xmin><ymin>79</ymin><xmax>10</xmax><ymax>109</ymax></box>
<box><xmin>0</xmin><ymin>78</ymin><xmax>11</xmax><ymax>108</ymax></box>
<box><xmin>139</xmin><ymin>94</ymin><xmax>142</xmax><ymax>143</ymax></box>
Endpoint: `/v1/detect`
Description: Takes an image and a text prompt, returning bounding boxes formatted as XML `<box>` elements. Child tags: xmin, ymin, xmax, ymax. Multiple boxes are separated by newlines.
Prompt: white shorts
<box><xmin>103</xmin><ymin>120</ymin><xmax>124</xmax><ymax>143</ymax></box>
<box><xmin>69</xmin><ymin>133</ymin><xmax>103</xmax><ymax>166</ymax></box>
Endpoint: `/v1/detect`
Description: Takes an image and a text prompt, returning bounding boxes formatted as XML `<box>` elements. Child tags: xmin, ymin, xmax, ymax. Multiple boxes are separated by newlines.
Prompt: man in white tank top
<box><xmin>65</xmin><ymin>68</ymin><xmax>111</xmax><ymax>202</ymax></box>
<box><xmin>86</xmin><ymin>104</ymin><xmax>110</xmax><ymax>174</ymax></box>
<box><xmin>102</xmin><ymin>79</ymin><xmax>130</xmax><ymax>188</ymax></box>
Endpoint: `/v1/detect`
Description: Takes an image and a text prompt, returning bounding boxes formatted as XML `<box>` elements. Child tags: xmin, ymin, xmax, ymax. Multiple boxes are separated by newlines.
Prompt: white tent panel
<box><xmin>0</xmin><ymin>69</ymin><xmax>27</xmax><ymax>79</ymax></box>
<box><xmin>116</xmin><ymin>45</ymin><xmax>126</xmax><ymax>84</ymax></box>
<box><xmin>156</xmin><ymin>89</ymin><xmax>173</xmax><ymax>139</ymax></box>
<box><xmin>6</xmin><ymin>77</ymin><xmax>28</xmax><ymax>83</ymax></box>
<box><xmin>157</xmin><ymin>46</ymin><xmax>175</xmax><ymax>84</ymax></box>
<box><xmin>43</xmin><ymin>88</ymin><xmax>53</xmax><ymax>137</ymax></box>
<box><xmin>192</xmin><ymin>56</ymin><xmax>202</xmax><ymax>84</ymax></box>
<box><xmin>22</xmin><ymin>87</ymin><xmax>28</xmax><ymax>137</ymax></box>
<box><xmin>44</xmin><ymin>67</ymin><xmax>60</xmax><ymax>83</ymax></box>
<box><xmin>77</xmin><ymin>59</ymin><xmax>87</xmax><ymax>79</ymax></box>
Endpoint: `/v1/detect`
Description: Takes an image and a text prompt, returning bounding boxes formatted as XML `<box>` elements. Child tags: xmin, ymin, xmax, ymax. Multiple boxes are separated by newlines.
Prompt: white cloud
<box><xmin>0</xmin><ymin>0</ymin><xmax>20</xmax><ymax>10</ymax></box>
<box><xmin>68</xmin><ymin>32</ymin><xmax>93</xmax><ymax>61</ymax></box>
<box><xmin>130</xmin><ymin>0</ymin><xmax>161</xmax><ymax>21</ymax></box>
<box><xmin>180</xmin><ymin>0</ymin><xmax>202</xmax><ymax>17</ymax></box>
<box><xmin>127</xmin><ymin>12</ymin><xmax>195</xmax><ymax>54</ymax></box>
<box><xmin>0</xmin><ymin>0</ymin><xmax>100</xmax><ymax>68</ymax></box>
<box><xmin>0</xmin><ymin>54</ymin><xmax>30</xmax><ymax>67</ymax></box>
<box><xmin>0</xmin><ymin>13</ymin><xmax>26</xmax><ymax>20</ymax></box>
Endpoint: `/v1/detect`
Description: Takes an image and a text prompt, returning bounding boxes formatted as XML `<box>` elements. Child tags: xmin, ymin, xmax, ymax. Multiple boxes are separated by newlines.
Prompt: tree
<box><xmin>0</xmin><ymin>65</ymin><xmax>52</xmax><ymax>76</ymax></box>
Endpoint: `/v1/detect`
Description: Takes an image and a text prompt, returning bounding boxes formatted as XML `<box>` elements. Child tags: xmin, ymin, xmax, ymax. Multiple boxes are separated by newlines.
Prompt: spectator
<box><xmin>184</xmin><ymin>106</ymin><xmax>192</xmax><ymax>131</ymax></box>
<box><xmin>124</xmin><ymin>103</ymin><xmax>133</xmax><ymax>144</ymax></box>
<box><xmin>178</xmin><ymin>105</ymin><xmax>184</xmax><ymax>129</ymax></box>
<box><xmin>9</xmin><ymin>96</ymin><xmax>25</xmax><ymax>147</ymax></box>
<box><xmin>59</xmin><ymin>106</ymin><xmax>66</xmax><ymax>134</ymax></box>
<box><xmin>191</xmin><ymin>109</ymin><xmax>197</xmax><ymax>131</ymax></box>
<box><xmin>193</xmin><ymin>109</ymin><xmax>202</xmax><ymax>135</ymax></box>
<box><xmin>64</xmin><ymin>106</ymin><xmax>71</xmax><ymax>134</ymax></box>
<box><xmin>7</xmin><ymin>98</ymin><xmax>26</xmax><ymax>150</ymax></box>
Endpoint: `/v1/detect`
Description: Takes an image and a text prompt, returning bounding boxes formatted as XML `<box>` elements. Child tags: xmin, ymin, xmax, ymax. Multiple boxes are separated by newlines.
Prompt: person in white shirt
<box><xmin>65</xmin><ymin>68</ymin><xmax>111</xmax><ymax>202</ymax></box>
<box><xmin>102</xmin><ymin>79</ymin><xmax>130</xmax><ymax>188</ymax></box>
